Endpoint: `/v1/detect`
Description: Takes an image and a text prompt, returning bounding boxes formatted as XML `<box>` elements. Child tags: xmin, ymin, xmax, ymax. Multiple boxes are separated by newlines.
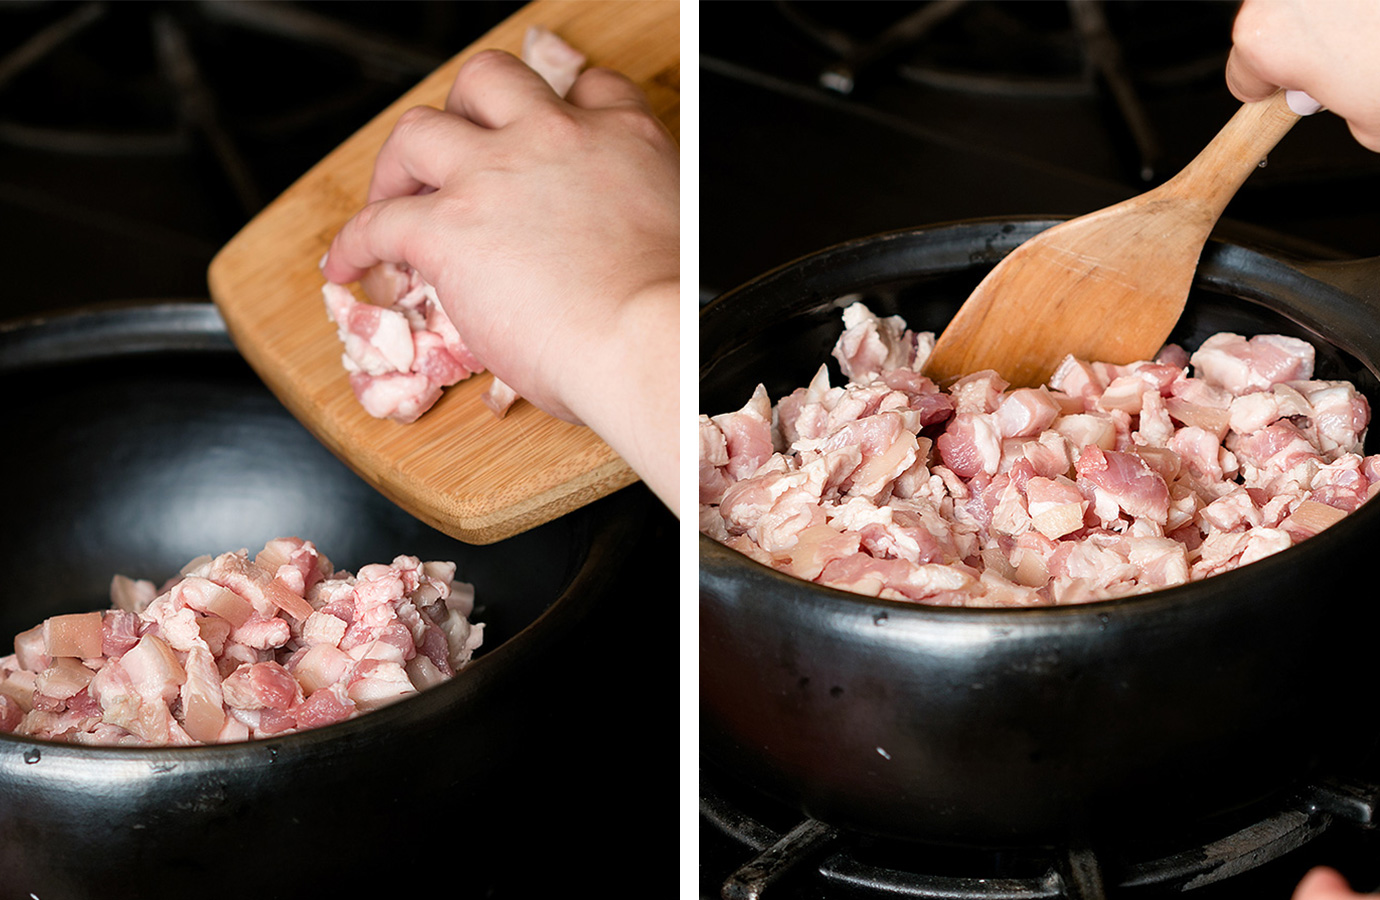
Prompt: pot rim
<box><xmin>0</xmin><ymin>301</ymin><xmax>640</xmax><ymax>760</ymax></box>
<box><xmin>699</xmin><ymin>218</ymin><xmax>1380</xmax><ymax>626</ymax></box>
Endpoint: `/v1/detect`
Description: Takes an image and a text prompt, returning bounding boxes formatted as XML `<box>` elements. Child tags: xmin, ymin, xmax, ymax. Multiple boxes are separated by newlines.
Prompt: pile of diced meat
<box><xmin>699</xmin><ymin>301</ymin><xmax>1380</xmax><ymax>607</ymax></box>
<box><xmin>0</xmin><ymin>539</ymin><xmax>483</xmax><ymax>746</ymax></box>
<box><xmin>324</xmin><ymin>262</ymin><xmax>507</xmax><ymax>423</ymax></box>
<box><xmin>322</xmin><ymin>26</ymin><xmax>587</xmax><ymax>424</ymax></box>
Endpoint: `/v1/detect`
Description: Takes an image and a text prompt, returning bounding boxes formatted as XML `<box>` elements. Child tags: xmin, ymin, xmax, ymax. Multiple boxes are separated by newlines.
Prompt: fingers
<box><xmin>367</xmin><ymin>105</ymin><xmax>482</xmax><ymax>204</ymax></box>
<box><xmin>564</xmin><ymin>66</ymin><xmax>652</xmax><ymax>112</ymax></box>
<box><xmin>444</xmin><ymin>48</ymin><xmax>562</xmax><ymax>128</ymax></box>
<box><xmin>321</xmin><ymin>193</ymin><xmax>433</xmax><ymax>285</ymax></box>
<box><xmin>1224</xmin><ymin>47</ymin><xmax>1281</xmax><ymax>103</ymax></box>
<box><xmin>1348</xmin><ymin>120</ymin><xmax>1380</xmax><ymax>153</ymax></box>
<box><xmin>1292</xmin><ymin>867</ymin><xmax>1358</xmax><ymax>900</ymax></box>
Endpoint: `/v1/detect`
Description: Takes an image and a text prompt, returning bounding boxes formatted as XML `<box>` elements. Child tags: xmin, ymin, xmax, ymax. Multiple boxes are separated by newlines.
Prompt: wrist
<box><xmin>561</xmin><ymin>277</ymin><xmax>680</xmax><ymax>514</ymax></box>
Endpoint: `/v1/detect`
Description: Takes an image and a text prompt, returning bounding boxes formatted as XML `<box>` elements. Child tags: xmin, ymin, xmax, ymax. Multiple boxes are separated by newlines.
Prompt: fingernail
<box><xmin>318</xmin><ymin>251</ymin><xmax>330</xmax><ymax>270</ymax></box>
<box><xmin>1286</xmin><ymin>90</ymin><xmax>1322</xmax><ymax>116</ymax></box>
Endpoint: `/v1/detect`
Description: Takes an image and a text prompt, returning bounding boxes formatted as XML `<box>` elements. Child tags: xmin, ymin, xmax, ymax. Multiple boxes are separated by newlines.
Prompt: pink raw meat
<box><xmin>323</xmin><ymin>27</ymin><xmax>588</xmax><ymax>424</ymax></box>
<box><xmin>0</xmin><ymin>539</ymin><xmax>482</xmax><ymax>746</ymax></box>
<box><xmin>700</xmin><ymin>301</ymin><xmax>1380</xmax><ymax>607</ymax></box>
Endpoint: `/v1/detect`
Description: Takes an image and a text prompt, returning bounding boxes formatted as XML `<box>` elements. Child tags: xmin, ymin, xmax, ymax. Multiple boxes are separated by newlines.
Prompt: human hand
<box><xmin>322</xmin><ymin>48</ymin><xmax>680</xmax><ymax>513</ymax></box>
<box><xmin>1292</xmin><ymin>866</ymin><xmax>1371</xmax><ymax>900</ymax></box>
<box><xmin>1226</xmin><ymin>0</ymin><xmax>1380</xmax><ymax>151</ymax></box>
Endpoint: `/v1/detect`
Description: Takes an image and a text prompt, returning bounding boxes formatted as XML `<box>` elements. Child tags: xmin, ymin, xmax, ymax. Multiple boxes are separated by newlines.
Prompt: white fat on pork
<box><xmin>322</xmin><ymin>27</ymin><xmax>588</xmax><ymax>424</ymax></box>
<box><xmin>699</xmin><ymin>302</ymin><xmax>1380</xmax><ymax>607</ymax></box>
<box><xmin>0</xmin><ymin>539</ymin><xmax>482</xmax><ymax>746</ymax></box>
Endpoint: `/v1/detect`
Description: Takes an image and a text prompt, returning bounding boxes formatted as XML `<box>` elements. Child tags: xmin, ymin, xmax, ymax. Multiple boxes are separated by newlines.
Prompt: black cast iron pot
<box><xmin>700</xmin><ymin>218</ymin><xmax>1380</xmax><ymax>849</ymax></box>
<box><xmin>0</xmin><ymin>303</ymin><xmax>660</xmax><ymax>900</ymax></box>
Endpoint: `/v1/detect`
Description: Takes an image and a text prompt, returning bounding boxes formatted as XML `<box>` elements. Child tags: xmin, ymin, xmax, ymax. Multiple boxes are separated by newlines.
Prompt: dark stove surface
<box><xmin>699</xmin><ymin>2</ymin><xmax>1380</xmax><ymax>897</ymax></box>
<box><xmin>699</xmin><ymin>0</ymin><xmax>1380</xmax><ymax>300</ymax></box>
<box><xmin>0</xmin><ymin>0</ymin><xmax>523</xmax><ymax>317</ymax></box>
<box><xmin>700</xmin><ymin>759</ymin><xmax>1380</xmax><ymax>900</ymax></box>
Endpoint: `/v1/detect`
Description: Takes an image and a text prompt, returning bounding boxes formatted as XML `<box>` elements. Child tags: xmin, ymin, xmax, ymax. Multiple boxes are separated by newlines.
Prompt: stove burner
<box><xmin>702</xmin><ymin>770</ymin><xmax>1380</xmax><ymax>899</ymax></box>
<box><xmin>777</xmin><ymin>0</ymin><xmax>1240</xmax><ymax>182</ymax></box>
<box><xmin>0</xmin><ymin>0</ymin><xmax>522</xmax><ymax>316</ymax></box>
<box><xmin>0</xmin><ymin>1</ymin><xmax>450</xmax><ymax>217</ymax></box>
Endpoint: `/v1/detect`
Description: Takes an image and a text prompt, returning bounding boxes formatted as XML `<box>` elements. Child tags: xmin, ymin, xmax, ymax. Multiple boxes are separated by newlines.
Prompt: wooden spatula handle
<box><xmin>1161</xmin><ymin>90</ymin><xmax>1304</xmax><ymax>217</ymax></box>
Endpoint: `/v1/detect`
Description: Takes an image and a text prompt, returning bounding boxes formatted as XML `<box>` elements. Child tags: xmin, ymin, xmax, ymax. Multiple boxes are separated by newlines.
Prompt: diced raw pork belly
<box><xmin>0</xmin><ymin>540</ymin><xmax>482</xmax><ymax>746</ymax></box>
<box><xmin>699</xmin><ymin>301</ymin><xmax>1377</xmax><ymax>607</ymax></box>
<box><xmin>1189</xmin><ymin>332</ymin><xmax>1315</xmax><ymax>395</ymax></box>
<box><xmin>323</xmin><ymin>27</ymin><xmax>589</xmax><ymax>425</ymax></box>
<box><xmin>832</xmin><ymin>301</ymin><xmax>923</xmax><ymax>382</ymax></box>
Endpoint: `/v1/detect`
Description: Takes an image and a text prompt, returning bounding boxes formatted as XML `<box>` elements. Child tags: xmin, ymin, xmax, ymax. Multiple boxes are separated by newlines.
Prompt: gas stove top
<box><xmin>699</xmin><ymin>0</ymin><xmax>1380</xmax><ymax>301</ymax></box>
<box><xmin>0</xmin><ymin>0</ymin><xmax>523</xmax><ymax>318</ymax></box>
<box><xmin>698</xmin><ymin>2</ymin><xmax>1380</xmax><ymax>897</ymax></box>
<box><xmin>701</xmin><ymin>759</ymin><xmax>1380</xmax><ymax>900</ymax></box>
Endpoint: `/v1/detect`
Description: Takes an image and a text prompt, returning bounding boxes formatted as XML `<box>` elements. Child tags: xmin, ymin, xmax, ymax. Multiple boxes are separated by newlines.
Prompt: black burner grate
<box><xmin>701</xmin><ymin>766</ymin><xmax>1380</xmax><ymax>900</ymax></box>
<box><xmin>0</xmin><ymin>0</ymin><xmax>522</xmax><ymax>317</ymax></box>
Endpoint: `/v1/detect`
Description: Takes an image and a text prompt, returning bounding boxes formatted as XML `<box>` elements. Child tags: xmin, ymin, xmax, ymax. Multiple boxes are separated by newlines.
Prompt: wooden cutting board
<box><xmin>208</xmin><ymin>0</ymin><xmax>679</xmax><ymax>545</ymax></box>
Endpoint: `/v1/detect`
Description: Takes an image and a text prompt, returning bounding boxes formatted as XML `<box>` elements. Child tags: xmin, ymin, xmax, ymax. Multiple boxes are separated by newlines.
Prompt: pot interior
<box><xmin>0</xmin><ymin>305</ymin><xmax>589</xmax><ymax>716</ymax></box>
<box><xmin>702</xmin><ymin>224</ymin><xmax>1380</xmax><ymax>435</ymax></box>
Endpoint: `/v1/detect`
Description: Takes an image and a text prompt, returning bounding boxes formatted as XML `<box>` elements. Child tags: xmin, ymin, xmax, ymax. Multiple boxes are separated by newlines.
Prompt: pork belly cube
<box><xmin>949</xmin><ymin>370</ymin><xmax>1009</xmax><ymax>415</ymax></box>
<box><xmin>291</xmin><ymin>644</ymin><xmax>354</xmax><ymax>696</ymax></box>
<box><xmin>102</xmin><ymin>609</ymin><xmax>141</xmax><ymax>659</ymax></box>
<box><xmin>230</xmin><ymin>613</ymin><xmax>292</xmax><ymax>652</ymax></box>
<box><xmin>179</xmin><ymin>647</ymin><xmax>226</xmax><ymax>744</ymax></box>
<box><xmin>1280</xmin><ymin>499</ymin><xmax>1348</xmax><ymax>541</ymax></box>
<box><xmin>0</xmin><ymin>665</ymin><xmax>36</xmax><ymax>715</ymax></box>
<box><xmin>937</xmin><ymin>412</ymin><xmax>1002</xmax><ymax>478</ymax></box>
<box><xmin>832</xmin><ymin>302</ymin><xmax>915</xmax><ymax>382</ymax></box>
<box><xmin>43</xmin><ymin>612</ymin><xmax>105</xmax><ymax>659</ymax></box>
<box><xmin>1074</xmin><ymin>447</ymin><xmax>1171</xmax><ymax>524</ymax></box>
<box><xmin>0</xmin><ymin>694</ymin><xmax>22</xmax><ymax>733</ymax></box>
<box><xmin>1190</xmin><ymin>333</ymin><xmax>1314</xmax><ymax>395</ymax></box>
<box><xmin>222</xmin><ymin>661</ymin><xmax>301</xmax><ymax>712</ymax></box>
<box><xmin>14</xmin><ymin>625</ymin><xmax>49</xmax><ymax>672</ymax></box>
<box><xmin>196</xmin><ymin>615</ymin><xmax>233</xmax><ymax>656</ymax></box>
<box><xmin>1025</xmin><ymin>475</ymin><xmax>1088</xmax><ymax>540</ymax></box>
<box><xmin>120</xmin><ymin>634</ymin><xmax>187</xmax><ymax>704</ymax></box>
<box><xmin>34</xmin><ymin>657</ymin><xmax>96</xmax><ymax>701</ymax></box>
<box><xmin>995</xmin><ymin>387</ymin><xmax>1061</xmax><ymax>439</ymax></box>
<box><xmin>301</xmin><ymin>611</ymin><xmax>348</xmax><ymax>648</ymax></box>
<box><xmin>349</xmin><ymin>371</ymin><xmax>442</xmax><ymax>425</ymax></box>
<box><xmin>1054</xmin><ymin>414</ymin><xmax>1117</xmax><ymax>453</ymax></box>
<box><xmin>1049</xmin><ymin>355</ymin><xmax>1106</xmax><ymax>405</ymax></box>
<box><xmin>712</xmin><ymin>384</ymin><xmax>776</xmax><ymax>481</ymax></box>
<box><xmin>346</xmin><ymin>659</ymin><xmax>418</xmax><ymax>711</ymax></box>
<box><xmin>173</xmin><ymin>576</ymin><xmax>253</xmax><ymax>628</ymax></box>
<box><xmin>109</xmin><ymin>574</ymin><xmax>157</xmax><ymax>614</ymax></box>
<box><xmin>1165</xmin><ymin>397</ymin><xmax>1231</xmax><ymax>440</ymax></box>
<box><xmin>291</xmin><ymin>685</ymin><xmax>356</xmax><ymax>730</ymax></box>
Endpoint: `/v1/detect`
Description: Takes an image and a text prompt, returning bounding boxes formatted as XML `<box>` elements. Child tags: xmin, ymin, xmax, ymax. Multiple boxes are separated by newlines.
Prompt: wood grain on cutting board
<box><xmin>208</xmin><ymin>0</ymin><xmax>679</xmax><ymax>544</ymax></box>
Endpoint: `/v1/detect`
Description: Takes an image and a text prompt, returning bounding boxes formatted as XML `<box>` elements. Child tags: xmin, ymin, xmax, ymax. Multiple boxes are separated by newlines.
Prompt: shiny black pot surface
<box><xmin>700</xmin><ymin>219</ymin><xmax>1380</xmax><ymax>848</ymax></box>
<box><xmin>0</xmin><ymin>303</ymin><xmax>658</xmax><ymax>899</ymax></box>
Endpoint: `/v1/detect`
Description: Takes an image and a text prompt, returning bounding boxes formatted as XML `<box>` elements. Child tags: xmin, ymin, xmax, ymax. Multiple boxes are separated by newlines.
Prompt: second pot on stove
<box><xmin>700</xmin><ymin>218</ymin><xmax>1380</xmax><ymax>847</ymax></box>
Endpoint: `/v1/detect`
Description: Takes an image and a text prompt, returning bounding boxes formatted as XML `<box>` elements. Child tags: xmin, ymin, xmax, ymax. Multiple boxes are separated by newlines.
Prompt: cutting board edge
<box><xmin>215</xmin><ymin>309</ymin><xmax>640</xmax><ymax>544</ymax></box>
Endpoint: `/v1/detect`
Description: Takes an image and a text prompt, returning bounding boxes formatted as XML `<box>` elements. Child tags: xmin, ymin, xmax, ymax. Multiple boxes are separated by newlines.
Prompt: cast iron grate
<box><xmin>0</xmin><ymin>0</ymin><xmax>520</xmax><ymax>314</ymax></box>
<box><xmin>702</xmin><ymin>772</ymin><xmax>1380</xmax><ymax>900</ymax></box>
<box><xmin>775</xmin><ymin>0</ymin><xmax>1240</xmax><ymax>182</ymax></box>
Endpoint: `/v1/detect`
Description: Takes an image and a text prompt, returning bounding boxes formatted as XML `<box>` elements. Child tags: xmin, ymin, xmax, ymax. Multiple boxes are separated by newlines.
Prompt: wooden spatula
<box><xmin>923</xmin><ymin>89</ymin><xmax>1316</xmax><ymax>389</ymax></box>
<box><xmin>207</xmin><ymin>0</ymin><xmax>678</xmax><ymax>545</ymax></box>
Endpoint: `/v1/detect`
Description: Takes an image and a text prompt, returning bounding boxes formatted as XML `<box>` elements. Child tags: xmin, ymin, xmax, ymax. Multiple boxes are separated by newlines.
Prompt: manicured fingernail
<box><xmin>1286</xmin><ymin>90</ymin><xmax>1322</xmax><ymax>116</ymax></box>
